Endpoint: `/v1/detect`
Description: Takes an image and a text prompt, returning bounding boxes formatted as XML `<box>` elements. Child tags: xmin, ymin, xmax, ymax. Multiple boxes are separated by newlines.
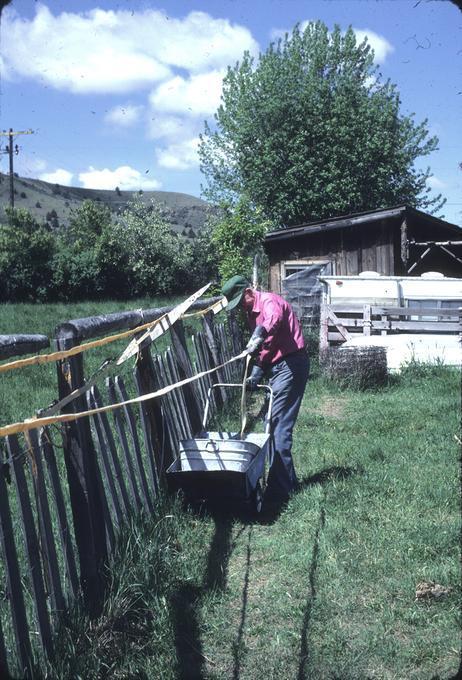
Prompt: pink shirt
<box><xmin>244</xmin><ymin>290</ymin><xmax>305</xmax><ymax>367</ymax></box>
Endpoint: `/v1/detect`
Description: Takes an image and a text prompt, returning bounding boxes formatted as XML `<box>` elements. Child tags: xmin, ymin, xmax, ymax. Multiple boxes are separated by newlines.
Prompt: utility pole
<box><xmin>0</xmin><ymin>129</ymin><xmax>33</xmax><ymax>208</ymax></box>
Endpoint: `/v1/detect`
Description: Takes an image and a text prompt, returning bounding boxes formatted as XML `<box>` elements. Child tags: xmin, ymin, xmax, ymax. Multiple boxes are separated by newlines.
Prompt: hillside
<box><xmin>0</xmin><ymin>173</ymin><xmax>212</xmax><ymax>237</ymax></box>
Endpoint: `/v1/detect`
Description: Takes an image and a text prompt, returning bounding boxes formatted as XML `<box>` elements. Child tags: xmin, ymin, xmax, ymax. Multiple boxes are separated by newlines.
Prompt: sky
<box><xmin>0</xmin><ymin>0</ymin><xmax>461</xmax><ymax>225</ymax></box>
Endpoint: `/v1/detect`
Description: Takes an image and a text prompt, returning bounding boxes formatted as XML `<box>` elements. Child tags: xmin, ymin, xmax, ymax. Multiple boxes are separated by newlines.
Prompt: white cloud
<box><xmin>156</xmin><ymin>138</ymin><xmax>200</xmax><ymax>171</ymax></box>
<box><xmin>39</xmin><ymin>168</ymin><xmax>74</xmax><ymax>185</ymax></box>
<box><xmin>78</xmin><ymin>165</ymin><xmax>161</xmax><ymax>190</ymax></box>
<box><xmin>427</xmin><ymin>175</ymin><xmax>446</xmax><ymax>190</ymax></box>
<box><xmin>147</xmin><ymin>115</ymin><xmax>196</xmax><ymax>141</ymax></box>
<box><xmin>353</xmin><ymin>29</ymin><xmax>394</xmax><ymax>63</ymax></box>
<box><xmin>2</xmin><ymin>4</ymin><xmax>257</xmax><ymax>94</ymax></box>
<box><xmin>104</xmin><ymin>105</ymin><xmax>143</xmax><ymax>127</ymax></box>
<box><xmin>150</xmin><ymin>70</ymin><xmax>225</xmax><ymax>117</ymax></box>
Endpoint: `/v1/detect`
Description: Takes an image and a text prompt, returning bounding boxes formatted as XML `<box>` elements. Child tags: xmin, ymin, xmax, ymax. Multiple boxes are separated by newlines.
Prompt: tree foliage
<box><xmin>0</xmin><ymin>200</ymin><xmax>214</xmax><ymax>302</ymax></box>
<box><xmin>211</xmin><ymin>195</ymin><xmax>273</xmax><ymax>283</ymax></box>
<box><xmin>0</xmin><ymin>208</ymin><xmax>56</xmax><ymax>301</ymax></box>
<box><xmin>199</xmin><ymin>22</ymin><xmax>445</xmax><ymax>226</ymax></box>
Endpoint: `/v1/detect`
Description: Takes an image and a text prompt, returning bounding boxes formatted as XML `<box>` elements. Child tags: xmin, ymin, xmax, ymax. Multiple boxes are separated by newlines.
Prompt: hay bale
<box><xmin>320</xmin><ymin>345</ymin><xmax>388</xmax><ymax>390</ymax></box>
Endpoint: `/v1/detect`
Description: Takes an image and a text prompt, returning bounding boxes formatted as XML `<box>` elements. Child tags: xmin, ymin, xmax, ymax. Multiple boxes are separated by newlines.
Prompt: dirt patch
<box><xmin>311</xmin><ymin>396</ymin><xmax>350</xmax><ymax>420</ymax></box>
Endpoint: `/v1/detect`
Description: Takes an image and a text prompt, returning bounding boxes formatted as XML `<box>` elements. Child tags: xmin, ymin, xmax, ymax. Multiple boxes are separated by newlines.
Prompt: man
<box><xmin>221</xmin><ymin>275</ymin><xmax>309</xmax><ymax>502</ymax></box>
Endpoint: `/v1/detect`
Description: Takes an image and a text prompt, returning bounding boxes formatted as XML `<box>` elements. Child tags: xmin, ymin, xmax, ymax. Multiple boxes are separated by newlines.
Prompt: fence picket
<box><xmin>114</xmin><ymin>376</ymin><xmax>155</xmax><ymax>514</ymax></box>
<box><xmin>106</xmin><ymin>378</ymin><xmax>143</xmax><ymax>514</ymax></box>
<box><xmin>40</xmin><ymin>429</ymin><xmax>79</xmax><ymax>600</ymax></box>
<box><xmin>0</xmin><ymin>614</ymin><xmax>9</xmax><ymax>679</ymax></box>
<box><xmin>27</xmin><ymin>429</ymin><xmax>66</xmax><ymax>620</ymax></box>
<box><xmin>164</xmin><ymin>349</ymin><xmax>191</xmax><ymax>439</ymax></box>
<box><xmin>7</xmin><ymin>435</ymin><xmax>54</xmax><ymax>660</ymax></box>
<box><xmin>133</xmin><ymin>358</ymin><xmax>161</xmax><ymax>494</ymax></box>
<box><xmin>169</xmin><ymin>320</ymin><xmax>202</xmax><ymax>435</ymax></box>
<box><xmin>88</xmin><ymin>389</ymin><xmax>124</xmax><ymax>527</ymax></box>
<box><xmin>0</xmin><ymin>458</ymin><xmax>33</xmax><ymax>676</ymax></box>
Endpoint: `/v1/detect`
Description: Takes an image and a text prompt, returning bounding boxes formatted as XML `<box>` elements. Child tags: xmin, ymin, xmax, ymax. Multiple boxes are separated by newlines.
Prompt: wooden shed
<box><xmin>265</xmin><ymin>205</ymin><xmax>462</xmax><ymax>294</ymax></box>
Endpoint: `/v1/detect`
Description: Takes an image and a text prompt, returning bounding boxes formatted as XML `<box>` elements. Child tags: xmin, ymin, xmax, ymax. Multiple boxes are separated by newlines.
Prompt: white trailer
<box><xmin>319</xmin><ymin>272</ymin><xmax>462</xmax><ymax>371</ymax></box>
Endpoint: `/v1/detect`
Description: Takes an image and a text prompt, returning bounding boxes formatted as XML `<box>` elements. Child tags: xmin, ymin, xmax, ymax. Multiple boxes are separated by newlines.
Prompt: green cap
<box><xmin>221</xmin><ymin>275</ymin><xmax>250</xmax><ymax>311</ymax></box>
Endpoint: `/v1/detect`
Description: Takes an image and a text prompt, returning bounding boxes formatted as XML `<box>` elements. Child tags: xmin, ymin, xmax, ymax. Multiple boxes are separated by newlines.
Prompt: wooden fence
<box><xmin>0</xmin><ymin>299</ymin><xmax>243</xmax><ymax>678</ymax></box>
<box><xmin>319</xmin><ymin>303</ymin><xmax>462</xmax><ymax>350</ymax></box>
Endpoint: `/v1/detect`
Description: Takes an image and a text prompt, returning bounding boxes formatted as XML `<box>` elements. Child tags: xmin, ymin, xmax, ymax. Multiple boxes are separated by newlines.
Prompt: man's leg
<box><xmin>265</xmin><ymin>352</ymin><xmax>309</xmax><ymax>500</ymax></box>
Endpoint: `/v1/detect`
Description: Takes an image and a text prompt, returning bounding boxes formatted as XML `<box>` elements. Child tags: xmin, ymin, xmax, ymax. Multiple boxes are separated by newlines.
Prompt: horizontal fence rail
<box><xmin>320</xmin><ymin>303</ymin><xmax>462</xmax><ymax>350</ymax></box>
<box><xmin>0</xmin><ymin>295</ymin><xmax>243</xmax><ymax>677</ymax></box>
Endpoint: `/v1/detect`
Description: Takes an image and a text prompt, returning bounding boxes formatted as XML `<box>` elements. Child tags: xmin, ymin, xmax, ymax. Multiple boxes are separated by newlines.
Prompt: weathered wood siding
<box><xmin>267</xmin><ymin>219</ymin><xmax>396</xmax><ymax>293</ymax></box>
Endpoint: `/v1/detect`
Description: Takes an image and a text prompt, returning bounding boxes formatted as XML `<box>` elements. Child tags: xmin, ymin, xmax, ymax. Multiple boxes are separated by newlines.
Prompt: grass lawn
<box><xmin>48</xmin><ymin>363</ymin><xmax>461</xmax><ymax>679</ymax></box>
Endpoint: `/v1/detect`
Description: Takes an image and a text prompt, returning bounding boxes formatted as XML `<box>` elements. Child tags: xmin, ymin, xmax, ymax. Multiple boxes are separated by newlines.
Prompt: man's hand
<box><xmin>246</xmin><ymin>365</ymin><xmax>264</xmax><ymax>391</ymax></box>
<box><xmin>245</xmin><ymin>325</ymin><xmax>267</xmax><ymax>355</ymax></box>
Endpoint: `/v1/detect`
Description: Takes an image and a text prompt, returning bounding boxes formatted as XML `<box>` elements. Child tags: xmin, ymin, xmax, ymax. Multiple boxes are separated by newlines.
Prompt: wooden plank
<box><xmin>27</xmin><ymin>429</ymin><xmax>66</xmax><ymax>619</ymax></box>
<box><xmin>363</xmin><ymin>305</ymin><xmax>371</xmax><ymax>337</ymax></box>
<box><xmin>55</xmin><ymin>336</ymin><xmax>106</xmax><ymax>616</ymax></box>
<box><xmin>106</xmin><ymin>379</ymin><xmax>143</xmax><ymax>514</ymax></box>
<box><xmin>191</xmin><ymin>335</ymin><xmax>208</xmax><ymax>410</ymax></box>
<box><xmin>169</xmin><ymin>320</ymin><xmax>202</xmax><ymax>435</ymax></box>
<box><xmin>195</xmin><ymin>332</ymin><xmax>217</xmax><ymax>419</ymax></box>
<box><xmin>328</xmin><ymin>318</ymin><xmax>460</xmax><ymax>333</ymax></box>
<box><xmin>133</xmin><ymin>352</ymin><xmax>162</xmax><ymax>494</ymax></box>
<box><xmin>7</xmin><ymin>435</ymin><xmax>54</xmax><ymax>660</ymax></box>
<box><xmin>151</xmin><ymin>354</ymin><xmax>178</xmax><ymax>455</ymax></box>
<box><xmin>165</xmin><ymin>348</ymin><xmax>191</xmax><ymax>439</ymax></box>
<box><xmin>90</xmin><ymin>386</ymin><xmax>132</xmax><ymax>518</ymax></box>
<box><xmin>202</xmin><ymin>313</ymin><xmax>226</xmax><ymax>402</ymax></box>
<box><xmin>319</xmin><ymin>304</ymin><xmax>329</xmax><ymax>351</ymax></box>
<box><xmin>326</xmin><ymin>305</ymin><xmax>459</xmax><ymax>317</ymax></box>
<box><xmin>327</xmin><ymin>308</ymin><xmax>352</xmax><ymax>341</ymax></box>
<box><xmin>0</xmin><ymin>614</ymin><xmax>9</xmax><ymax>680</ymax></box>
<box><xmin>114</xmin><ymin>376</ymin><xmax>155</xmax><ymax>515</ymax></box>
<box><xmin>157</xmin><ymin>350</ymin><xmax>185</xmax><ymax>445</ymax></box>
<box><xmin>134</xmin><ymin>343</ymin><xmax>174</xmax><ymax>484</ymax></box>
<box><xmin>40</xmin><ymin>429</ymin><xmax>79</xmax><ymax>600</ymax></box>
<box><xmin>0</xmin><ymin>457</ymin><xmax>33</xmax><ymax>676</ymax></box>
<box><xmin>0</xmin><ymin>334</ymin><xmax>49</xmax><ymax>360</ymax></box>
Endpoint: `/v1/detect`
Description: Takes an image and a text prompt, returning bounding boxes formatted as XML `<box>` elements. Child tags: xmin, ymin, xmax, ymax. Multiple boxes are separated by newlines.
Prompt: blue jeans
<box><xmin>266</xmin><ymin>350</ymin><xmax>309</xmax><ymax>500</ymax></box>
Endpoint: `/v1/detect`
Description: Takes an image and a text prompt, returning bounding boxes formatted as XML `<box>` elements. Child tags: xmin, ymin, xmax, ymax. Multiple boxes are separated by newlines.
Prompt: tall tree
<box><xmin>199</xmin><ymin>22</ymin><xmax>445</xmax><ymax>227</ymax></box>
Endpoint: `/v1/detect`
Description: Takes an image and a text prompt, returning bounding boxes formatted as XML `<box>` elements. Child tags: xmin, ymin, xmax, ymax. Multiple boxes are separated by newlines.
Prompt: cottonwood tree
<box><xmin>199</xmin><ymin>22</ymin><xmax>445</xmax><ymax>227</ymax></box>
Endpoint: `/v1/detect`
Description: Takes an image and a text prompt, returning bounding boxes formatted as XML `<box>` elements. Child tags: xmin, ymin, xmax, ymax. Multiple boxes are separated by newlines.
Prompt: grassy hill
<box><xmin>0</xmin><ymin>172</ymin><xmax>213</xmax><ymax>237</ymax></box>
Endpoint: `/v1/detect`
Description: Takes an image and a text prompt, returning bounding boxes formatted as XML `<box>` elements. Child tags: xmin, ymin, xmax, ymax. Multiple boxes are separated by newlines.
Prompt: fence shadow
<box><xmin>297</xmin><ymin>502</ymin><xmax>326</xmax><ymax>680</ymax></box>
<box><xmin>169</xmin><ymin>511</ymin><xmax>234</xmax><ymax>679</ymax></box>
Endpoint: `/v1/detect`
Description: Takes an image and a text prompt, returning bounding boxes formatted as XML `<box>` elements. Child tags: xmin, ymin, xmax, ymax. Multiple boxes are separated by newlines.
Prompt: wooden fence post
<box><xmin>363</xmin><ymin>304</ymin><xmax>372</xmax><ymax>336</ymax></box>
<box><xmin>319</xmin><ymin>304</ymin><xmax>329</xmax><ymax>352</ymax></box>
<box><xmin>55</xmin><ymin>332</ymin><xmax>107</xmax><ymax>616</ymax></box>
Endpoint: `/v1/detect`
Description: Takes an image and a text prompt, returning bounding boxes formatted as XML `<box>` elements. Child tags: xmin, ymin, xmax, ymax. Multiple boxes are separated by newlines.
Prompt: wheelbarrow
<box><xmin>166</xmin><ymin>383</ymin><xmax>273</xmax><ymax>512</ymax></box>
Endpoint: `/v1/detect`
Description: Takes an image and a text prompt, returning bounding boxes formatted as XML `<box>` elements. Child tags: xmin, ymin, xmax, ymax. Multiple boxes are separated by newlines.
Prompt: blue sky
<box><xmin>1</xmin><ymin>0</ymin><xmax>461</xmax><ymax>225</ymax></box>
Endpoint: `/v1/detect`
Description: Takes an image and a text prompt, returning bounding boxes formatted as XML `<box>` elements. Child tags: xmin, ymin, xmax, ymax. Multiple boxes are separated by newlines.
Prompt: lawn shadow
<box><xmin>298</xmin><ymin>465</ymin><xmax>360</xmax><ymax>489</ymax></box>
<box><xmin>169</xmin><ymin>510</ymin><xmax>234</xmax><ymax>679</ymax></box>
<box><xmin>232</xmin><ymin>526</ymin><xmax>253</xmax><ymax>680</ymax></box>
<box><xmin>297</xmin><ymin>499</ymin><xmax>326</xmax><ymax>680</ymax></box>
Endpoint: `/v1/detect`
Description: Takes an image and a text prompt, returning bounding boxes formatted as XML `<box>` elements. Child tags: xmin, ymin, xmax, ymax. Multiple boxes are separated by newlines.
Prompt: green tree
<box><xmin>53</xmin><ymin>200</ymin><xmax>114</xmax><ymax>299</ymax></box>
<box><xmin>0</xmin><ymin>208</ymin><xmax>56</xmax><ymax>301</ymax></box>
<box><xmin>199</xmin><ymin>22</ymin><xmax>445</xmax><ymax>226</ymax></box>
<box><xmin>112</xmin><ymin>198</ymin><xmax>193</xmax><ymax>296</ymax></box>
<box><xmin>211</xmin><ymin>195</ymin><xmax>273</xmax><ymax>283</ymax></box>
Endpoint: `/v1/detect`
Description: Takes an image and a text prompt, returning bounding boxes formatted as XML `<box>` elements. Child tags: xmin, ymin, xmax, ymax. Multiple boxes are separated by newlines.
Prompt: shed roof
<box><xmin>264</xmin><ymin>205</ymin><xmax>461</xmax><ymax>244</ymax></box>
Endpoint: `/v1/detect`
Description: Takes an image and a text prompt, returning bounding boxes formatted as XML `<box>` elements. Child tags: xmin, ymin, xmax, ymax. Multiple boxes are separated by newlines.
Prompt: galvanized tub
<box><xmin>166</xmin><ymin>384</ymin><xmax>273</xmax><ymax>510</ymax></box>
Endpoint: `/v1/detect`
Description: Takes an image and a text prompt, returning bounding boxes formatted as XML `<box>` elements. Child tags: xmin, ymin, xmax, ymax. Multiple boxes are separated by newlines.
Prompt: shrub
<box><xmin>0</xmin><ymin>208</ymin><xmax>56</xmax><ymax>301</ymax></box>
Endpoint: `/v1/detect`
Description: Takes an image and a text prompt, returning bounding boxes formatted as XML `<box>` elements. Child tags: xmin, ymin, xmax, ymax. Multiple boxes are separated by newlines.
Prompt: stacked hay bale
<box><xmin>320</xmin><ymin>345</ymin><xmax>388</xmax><ymax>390</ymax></box>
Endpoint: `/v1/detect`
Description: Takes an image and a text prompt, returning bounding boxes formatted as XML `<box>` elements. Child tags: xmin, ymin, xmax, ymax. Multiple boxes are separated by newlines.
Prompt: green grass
<box><xmin>43</xmin><ymin>364</ymin><xmax>460</xmax><ymax>679</ymax></box>
<box><xmin>1</xmin><ymin>302</ymin><xmax>460</xmax><ymax>677</ymax></box>
<box><xmin>0</xmin><ymin>296</ymin><xmax>195</xmax><ymax>425</ymax></box>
